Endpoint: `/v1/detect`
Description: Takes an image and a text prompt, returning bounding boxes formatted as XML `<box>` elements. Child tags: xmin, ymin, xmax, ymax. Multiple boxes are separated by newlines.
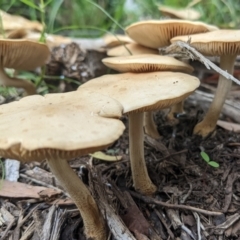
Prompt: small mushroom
<box><xmin>0</xmin><ymin>90</ymin><xmax>125</xmax><ymax>239</ymax></box>
<box><xmin>0</xmin><ymin>9</ymin><xmax>43</xmax><ymax>32</ymax></box>
<box><xmin>171</xmin><ymin>30</ymin><xmax>240</xmax><ymax>137</ymax></box>
<box><xmin>107</xmin><ymin>43</ymin><xmax>158</xmax><ymax>56</ymax></box>
<box><xmin>0</xmin><ymin>39</ymin><xmax>50</xmax><ymax>95</ymax></box>
<box><xmin>7</xmin><ymin>29</ymin><xmax>72</xmax><ymax>48</ymax></box>
<box><xmin>103</xmin><ymin>34</ymin><xmax>134</xmax><ymax>48</ymax></box>
<box><xmin>158</xmin><ymin>5</ymin><xmax>201</xmax><ymax>20</ymax></box>
<box><xmin>102</xmin><ymin>54</ymin><xmax>194</xmax><ymax>138</ymax></box>
<box><xmin>79</xmin><ymin>72</ymin><xmax>200</xmax><ymax>195</ymax></box>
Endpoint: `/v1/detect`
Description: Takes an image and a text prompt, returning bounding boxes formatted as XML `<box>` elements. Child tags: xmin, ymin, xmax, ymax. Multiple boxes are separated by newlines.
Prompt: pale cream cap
<box><xmin>79</xmin><ymin>72</ymin><xmax>200</xmax><ymax>113</ymax></box>
<box><xmin>0</xmin><ymin>90</ymin><xmax>125</xmax><ymax>162</ymax></box>
<box><xmin>171</xmin><ymin>30</ymin><xmax>240</xmax><ymax>56</ymax></box>
<box><xmin>107</xmin><ymin>43</ymin><xmax>158</xmax><ymax>56</ymax></box>
<box><xmin>102</xmin><ymin>54</ymin><xmax>194</xmax><ymax>73</ymax></box>
<box><xmin>125</xmin><ymin>19</ymin><xmax>218</xmax><ymax>48</ymax></box>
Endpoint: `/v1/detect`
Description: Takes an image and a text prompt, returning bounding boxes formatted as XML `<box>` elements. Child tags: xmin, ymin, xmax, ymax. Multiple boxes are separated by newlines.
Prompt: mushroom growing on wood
<box><xmin>0</xmin><ymin>39</ymin><xmax>50</xmax><ymax>95</ymax></box>
<box><xmin>79</xmin><ymin>72</ymin><xmax>200</xmax><ymax>195</ymax></box>
<box><xmin>0</xmin><ymin>90</ymin><xmax>125</xmax><ymax>239</ymax></box>
<box><xmin>171</xmin><ymin>30</ymin><xmax>240</xmax><ymax>137</ymax></box>
<box><xmin>102</xmin><ymin>54</ymin><xmax>194</xmax><ymax>139</ymax></box>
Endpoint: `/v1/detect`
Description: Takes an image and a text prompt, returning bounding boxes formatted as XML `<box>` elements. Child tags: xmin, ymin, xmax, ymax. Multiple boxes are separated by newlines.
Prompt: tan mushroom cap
<box><xmin>7</xmin><ymin>29</ymin><xmax>72</xmax><ymax>48</ymax></box>
<box><xmin>171</xmin><ymin>30</ymin><xmax>240</xmax><ymax>56</ymax></box>
<box><xmin>103</xmin><ymin>34</ymin><xmax>134</xmax><ymax>48</ymax></box>
<box><xmin>0</xmin><ymin>10</ymin><xmax>43</xmax><ymax>32</ymax></box>
<box><xmin>125</xmin><ymin>19</ymin><xmax>218</xmax><ymax>49</ymax></box>
<box><xmin>102</xmin><ymin>54</ymin><xmax>194</xmax><ymax>73</ymax></box>
<box><xmin>0</xmin><ymin>39</ymin><xmax>50</xmax><ymax>70</ymax></box>
<box><xmin>158</xmin><ymin>6</ymin><xmax>201</xmax><ymax>20</ymax></box>
<box><xmin>0</xmin><ymin>90</ymin><xmax>125</xmax><ymax>162</ymax></box>
<box><xmin>107</xmin><ymin>43</ymin><xmax>158</xmax><ymax>56</ymax></box>
<box><xmin>79</xmin><ymin>72</ymin><xmax>200</xmax><ymax>113</ymax></box>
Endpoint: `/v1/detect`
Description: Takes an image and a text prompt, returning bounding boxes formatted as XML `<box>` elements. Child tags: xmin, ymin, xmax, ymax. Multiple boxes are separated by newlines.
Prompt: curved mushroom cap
<box><xmin>125</xmin><ymin>20</ymin><xmax>218</xmax><ymax>49</ymax></box>
<box><xmin>79</xmin><ymin>72</ymin><xmax>200</xmax><ymax>113</ymax></box>
<box><xmin>171</xmin><ymin>30</ymin><xmax>240</xmax><ymax>56</ymax></box>
<box><xmin>0</xmin><ymin>39</ymin><xmax>50</xmax><ymax>70</ymax></box>
<box><xmin>0</xmin><ymin>90</ymin><xmax>125</xmax><ymax>162</ymax></box>
<box><xmin>7</xmin><ymin>29</ymin><xmax>72</xmax><ymax>48</ymax></box>
<box><xmin>103</xmin><ymin>34</ymin><xmax>134</xmax><ymax>48</ymax></box>
<box><xmin>102</xmin><ymin>54</ymin><xmax>194</xmax><ymax>73</ymax></box>
<box><xmin>107</xmin><ymin>43</ymin><xmax>158</xmax><ymax>56</ymax></box>
<box><xmin>158</xmin><ymin>6</ymin><xmax>201</xmax><ymax>20</ymax></box>
<box><xmin>0</xmin><ymin>10</ymin><xmax>43</xmax><ymax>32</ymax></box>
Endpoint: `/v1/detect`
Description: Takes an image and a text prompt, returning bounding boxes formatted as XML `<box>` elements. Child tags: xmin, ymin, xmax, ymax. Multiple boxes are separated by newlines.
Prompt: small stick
<box><xmin>129</xmin><ymin>191</ymin><xmax>223</xmax><ymax>216</ymax></box>
<box><xmin>159</xmin><ymin>40</ymin><xmax>240</xmax><ymax>86</ymax></box>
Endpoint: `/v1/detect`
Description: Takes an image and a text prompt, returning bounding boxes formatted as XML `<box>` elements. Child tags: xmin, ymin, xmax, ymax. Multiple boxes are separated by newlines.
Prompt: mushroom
<box><xmin>125</xmin><ymin>19</ymin><xmax>218</xmax><ymax>49</ymax></box>
<box><xmin>0</xmin><ymin>90</ymin><xmax>125</xmax><ymax>239</ymax></box>
<box><xmin>107</xmin><ymin>43</ymin><xmax>158</xmax><ymax>56</ymax></box>
<box><xmin>103</xmin><ymin>34</ymin><xmax>134</xmax><ymax>48</ymax></box>
<box><xmin>171</xmin><ymin>30</ymin><xmax>240</xmax><ymax>137</ymax></box>
<box><xmin>102</xmin><ymin>54</ymin><xmax>194</xmax><ymax>73</ymax></box>
<box><xmin>158</xmin><ymin>5</ymin><xmax>201</xmax><ymax>20</ymax></box>
<box><xmin>102</xmin><ymin>54</ymin><xmax>194</xmax><ymax>138</ymax></box>
<box><xmin>7</xmin><ymin>29</ymin><xmax>72</xmax><ymax>48</ymax></box>
<box><xmin>0</xmin><ymin>9</ymin><xmax>43</xmax><ymax>32</ymax></box>
<box><xmin>0</xmin><ymin>39</ymin><xmax>50</xmax><ymax>95</ymax></box>
<box><xmin>79</xmin><ymin>72</ymin><xmax>200</xmax><ymax>194</ymax></box>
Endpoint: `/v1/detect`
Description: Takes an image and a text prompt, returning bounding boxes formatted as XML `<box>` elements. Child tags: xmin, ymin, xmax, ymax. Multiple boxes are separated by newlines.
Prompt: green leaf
<box><xmin>20</xmin><ymin>0</ymin><xmax>40</xmax><ymax>10</ymax></box>
<box><xmin>90</xmin><ymin>151</ymin><xmax>122</xmax><ymax>161</ymax></box>
<box><xmin>200</xmin><ymin>151</ymin><xmax>210</xmax><ymax>162</ymax></box>
<box><xmin>208</xmin><ymin>161</ymin><xmax>220</xmax><ymax>168</ymax></box>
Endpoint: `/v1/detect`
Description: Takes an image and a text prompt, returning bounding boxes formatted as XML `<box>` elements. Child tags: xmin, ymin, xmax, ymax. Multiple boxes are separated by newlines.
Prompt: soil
<box><xmin>0</xmin><ymin>44</ymin><xmax>240</xmax><ymax>240</ymax></box>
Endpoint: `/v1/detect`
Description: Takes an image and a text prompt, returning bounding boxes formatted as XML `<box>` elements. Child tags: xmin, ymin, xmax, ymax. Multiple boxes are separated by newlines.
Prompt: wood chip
<box><xmin>0</xmin><ymin>180</ymin><xmax>61</xmax><ymax>199</ymax></box>
<box><xmin>217</xmin><ymin>120</ymin><xmax>240</xmax><ymax>132</ymax></box>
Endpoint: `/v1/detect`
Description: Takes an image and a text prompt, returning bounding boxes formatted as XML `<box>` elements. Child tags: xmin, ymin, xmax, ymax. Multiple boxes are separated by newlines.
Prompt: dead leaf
<box><xmin>217</xmin><ymin>120</ymin><xmax>240</xmax><ymax>132</ymax></box>
<box><xmin>0</xmin><ymin>180</ymin><xmax>60</xmax><ymax>199</ymax></box>
<box><xmin>90</xmin><ymin>151</ymin><xmax>122</xmax><ymax>161</ymax></box>
<box><xmin>121</xmin><ymin>204</ymin><xmax>150</xmax><ymax>237</ymax></box>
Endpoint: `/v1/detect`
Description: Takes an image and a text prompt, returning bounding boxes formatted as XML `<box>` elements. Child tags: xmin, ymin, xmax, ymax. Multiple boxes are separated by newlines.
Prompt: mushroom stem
<box><xmin>47</xmin><ymin>158</ymin><xmax>107</xmax><ymax>240</ymax></box>
<box><xmin>0</xmin><ymin>66</ymin><xmax>36</xmax><ymax>95</ymax></box>
<box><xmin>144</xmin><ymin>111</ymin><xmax>161</xmax><ymax>139</ymax></box>
<box><xmin>166</xmin><ymin>101</ymin><xmax>184</xmax><ymax>125</ymax></box>
<box><xmin>194</xmin><ymin>55</ymin><xmax>236</xmax><ymax>137</ymax></box>
<box><xmin>129</xmin><ymin>112</ymin><xmax>157</xmax><ymax>195</ymax></box>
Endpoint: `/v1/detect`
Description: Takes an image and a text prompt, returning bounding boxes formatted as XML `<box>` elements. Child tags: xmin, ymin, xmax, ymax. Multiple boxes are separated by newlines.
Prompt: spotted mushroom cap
<box><xmin>102</xmin><ymin>54</ymin><xmax>194</xmax><ymax>73</ymax></box>
<box><xmin>125</xmin><ymin>19</ymin><xmax>218</xmax><ymax>49</ymax></box>
<box><xmin>79</xmin><ymin>72</ymin><xmax>200</xmax><ymax>113</ymax></box>
<box><xmin>107</xmin><ymin>43</ymin><xmax>158</xmax><ymax>56</ymax></box>
<box><xmin>0</xmin><ymin>90</ymin><xmax>125</xmax><ymax>162</ymax></box>
<box><xmin>0</xmin><ymin>39</ymin><xmax>50</xmax><ymax>70</ymax></box>
<box><xmin>158</xmin><ymin>6</ymin><xmax>201</xmax><ymax>20</ymax></box>
<box><xmin>171</xmin><ymin>30</ymin><xmax>240</xmax><ymax>56</ymax></box>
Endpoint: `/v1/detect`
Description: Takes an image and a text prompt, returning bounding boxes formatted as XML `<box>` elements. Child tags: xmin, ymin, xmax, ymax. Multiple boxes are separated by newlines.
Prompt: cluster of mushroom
<box><xmin>107</xmin><ymin>19</ymin><xmax>240</xmax><ymax>139</ymax></box>
<box><xmin>105</xmin><ymin>19</ymin><xmax>218</xmax><ymax>138</ymax></box>
<box><xmin>0</xmin><ymin>22</ymin><xmax>202</xmax><ymax>240</ymax></box>
<box><xmin>0</xmin><ymin>16</ymin><xmax>239</xmax><ymax>240</ymax></box>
